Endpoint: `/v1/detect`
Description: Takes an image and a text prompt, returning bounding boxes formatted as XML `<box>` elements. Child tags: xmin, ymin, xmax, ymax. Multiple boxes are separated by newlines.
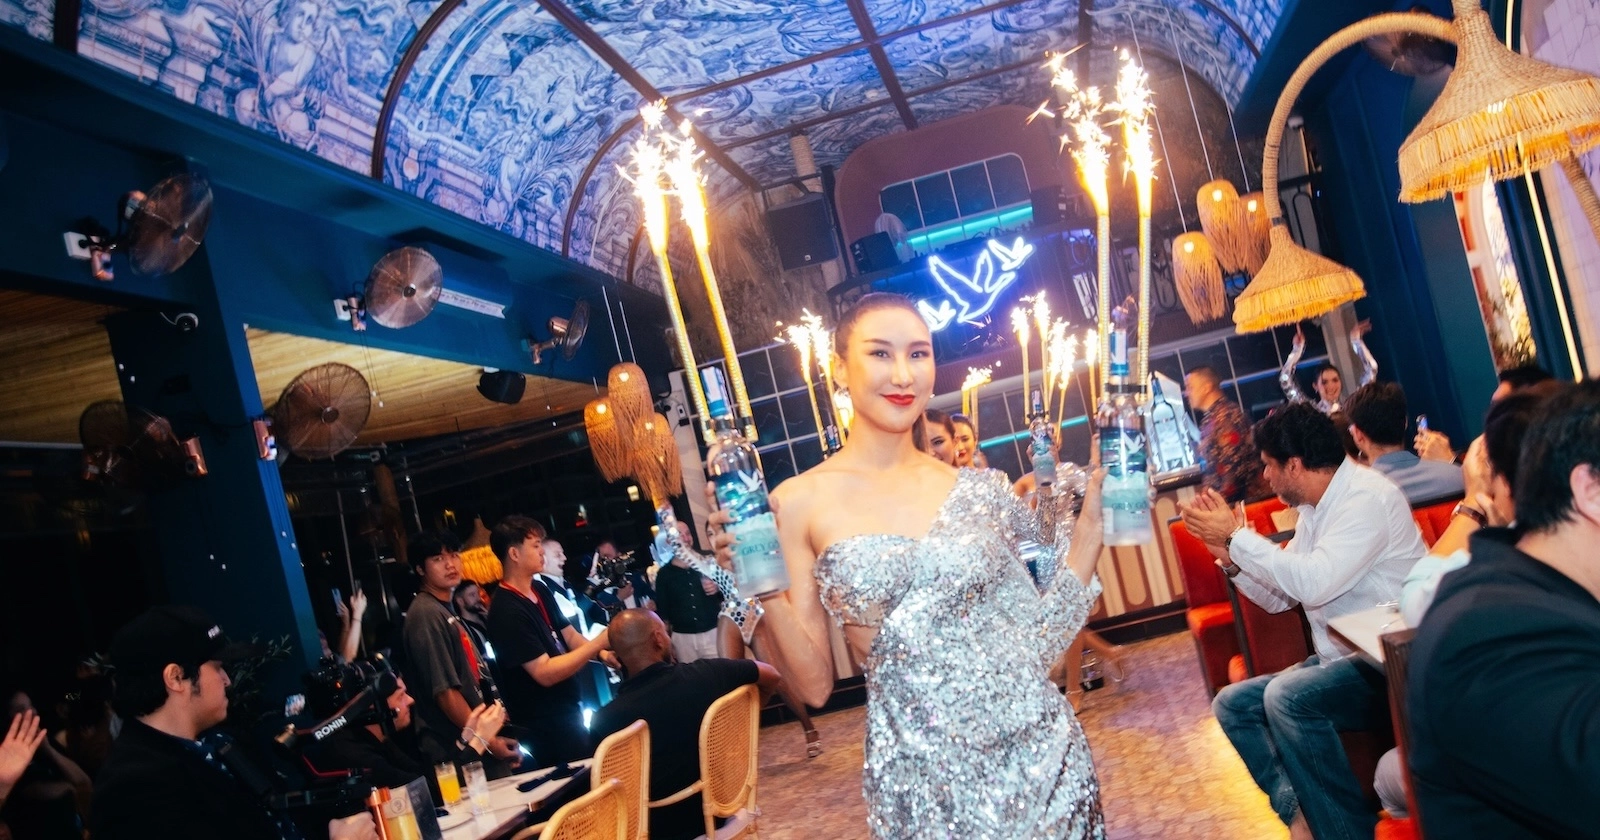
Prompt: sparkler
<box><xmin>1047</xmin><ymin>321</ymin><xmax>1076</xmax><ymax>428</ymax></box>
<box><xmin>1044</xmin><ymin>58</ymin><xmax>1113</xmax><ymax>390</ymax></box>
<box><xmin>1011</xmin><ymin>306</ymin><xmax>1031</xmax><ymax>413</ymax></box>
<box><xmin>1112</xmin><ymin>50</ymin><xmax>1158</xmax><ymax>398</ymax></box>
<box><xmin>776</xmin><ymin>310</ymin><xmax>827</xmax><ymax>448</ymax></box>
<box><xmin>961</xmin><ymin>366</ymin><xmax>993</xmax><ymax>438</ymax></box>
<box><xmin>663</xmin><ymin>119</ymin><xmax>757</xmax><ymax>441</ymax></box>
<box><xmin>804</xmin><ymin>313</ymin><xmax>842</xmax><ymax>440</ymax></box>
<box><xmin>1032</xmin><ymin>293</ymin><xmax>1053</xmax><ymax>413</ymax></box>
<box><xmin>626</xmin><ymin>105</ymin><xmax>712</xmax><ymax>443</ymax></box>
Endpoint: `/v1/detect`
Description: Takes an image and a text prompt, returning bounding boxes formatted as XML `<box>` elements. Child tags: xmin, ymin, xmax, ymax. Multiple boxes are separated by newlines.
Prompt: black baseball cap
<box><xmin>110</xmin><ymin>605</ymin><xmax>253</xmax><ymax>680</ymax></box>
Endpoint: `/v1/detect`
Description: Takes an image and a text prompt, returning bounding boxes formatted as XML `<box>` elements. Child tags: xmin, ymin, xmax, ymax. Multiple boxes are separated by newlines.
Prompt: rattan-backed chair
<box><xmin>531</xmin><ymin>777</ymin><xmax>627</xmax><ymax>840</ymax></box>
<box><xmin>648</xmin><ymin>683</ymin><xmax>761</xmax><ymax>840</ymax></box>
<box><xmin>593</xmin><ymin>720</ymin><xmax>650</xmax><ymax>840</ymax></box>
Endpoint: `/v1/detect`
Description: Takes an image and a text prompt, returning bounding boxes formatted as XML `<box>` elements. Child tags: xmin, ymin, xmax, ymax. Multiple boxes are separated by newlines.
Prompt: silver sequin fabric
<box><xmin>814</xmin><ymin>468</ymin><xmax>1106</xmax><ymax>840</ymax></box>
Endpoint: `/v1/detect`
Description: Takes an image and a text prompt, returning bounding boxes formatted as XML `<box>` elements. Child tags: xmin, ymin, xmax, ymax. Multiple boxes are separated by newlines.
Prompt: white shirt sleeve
<box><xmin>1227</xmin><ymin>530</ymin><xmax>1298</xmax><ymax>613</ymax></box>
<box><xmin>1229</xmin><ymin>503</ymin><xmax>1396</xmax><ymax>607</ymax></box>
<box><xmin>1401</xmin><ymin>549</ymin><xmax>1471</xmax><ymax>627</ymax></box>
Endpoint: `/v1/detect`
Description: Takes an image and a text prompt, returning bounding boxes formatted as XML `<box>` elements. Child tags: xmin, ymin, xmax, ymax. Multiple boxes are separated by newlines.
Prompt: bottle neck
<box><xmin>710</xmin><ymin>409</ymin><xmax>738</xmax><ymax>438</ymax></box>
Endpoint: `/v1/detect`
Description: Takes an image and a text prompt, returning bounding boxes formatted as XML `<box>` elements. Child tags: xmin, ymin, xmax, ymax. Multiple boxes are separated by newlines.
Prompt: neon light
<box><xmin>918</xmin><ymin>236</ymin><xmax>1037</xmax><ymax>331</ymax></box>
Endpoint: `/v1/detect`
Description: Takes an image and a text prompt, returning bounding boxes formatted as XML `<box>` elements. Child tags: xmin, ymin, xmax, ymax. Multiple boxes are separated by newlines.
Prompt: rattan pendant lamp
<box><xmin>1235</xmin><ymin>12</ymin><xmax>1458</xmax><ymax>333</ymax></box>
<box><xmin>1398</xmin><ymin>0</ymin><xmax>1600</xmax><ymax>240</ymax></box>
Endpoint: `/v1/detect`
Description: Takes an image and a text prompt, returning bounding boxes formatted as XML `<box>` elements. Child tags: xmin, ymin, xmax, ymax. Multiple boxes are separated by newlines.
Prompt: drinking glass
<box><xmin>434</xmin><ymin>761</ymin><xmax>461</xmax><ymax>805</ymax></box>
<box><xmin>463</xmin><ymin>760</ymin><xmax>491</xmax><ymax>816</ymax></box>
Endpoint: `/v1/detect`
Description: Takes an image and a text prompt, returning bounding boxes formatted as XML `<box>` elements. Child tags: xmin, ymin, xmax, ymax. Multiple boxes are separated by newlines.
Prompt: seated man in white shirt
<box><xmin>1180</xmin><ymin>402</ymin><xmax>1425</xmax><ymax>840</ymax></box>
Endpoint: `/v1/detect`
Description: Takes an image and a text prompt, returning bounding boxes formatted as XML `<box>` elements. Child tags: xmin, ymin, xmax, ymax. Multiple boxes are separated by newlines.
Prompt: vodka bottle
<box><xmin>1097</xmin><ymin>298</ymin><xmax>1152</xmax><ymax>545</ymax></box>
<box><xmin>701</xmin><ymin>367</ymin><xmax>790</xmax><ymax>597</ymax></box>
<box><xmin>1028</xmin><ymin>388</ymin><xmax>1056</xmax><ymax>487</ymax></box>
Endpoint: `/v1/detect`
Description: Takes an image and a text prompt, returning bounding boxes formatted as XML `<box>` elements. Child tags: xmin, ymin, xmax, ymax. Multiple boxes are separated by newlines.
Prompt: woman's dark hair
<box><xmin>1252</xmin><ymin>402</ymin><xmax>1346</xmax><ymax>470</ymax></box>
<box><xmin>490</xmin><ymin>515</ymin><xmax>547</xmax><ymax>562</ymax></box>
<box><xmin>1498</xmin><ymin>364</ymin><xmax>1553</xmax><ymax>391</ymax></box>
<box><xmin>925</xmin><ymin>409</ymin><xmax>956</xmax><ymax>438</ymax></box>
<box><xmin>950</xmin><ymin>413</ymin><xmax>974</xmax><ymax>433</ymax></box>
<box><xmin>1514</xmin><ymin>379</ymin><xmax>1600</xmax><ymax>533</ymax></box>
<box><xmin>832</xmin><ymin>292</ymin><xmax>923</xmax><ymax>356</ymax></box>
<box><xmin>1483</xmin><ymin>381</ymin><xmax>1568</xmax><ymax>485</ymax></box>
<box><xmin>1313</xmin><ymin>362</ymin><xmax>1341</xmax><ymax>380</ymax></box>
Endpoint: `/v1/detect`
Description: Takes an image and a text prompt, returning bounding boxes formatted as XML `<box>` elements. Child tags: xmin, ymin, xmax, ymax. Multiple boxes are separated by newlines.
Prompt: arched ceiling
<box><xmin>2</xmin><ymin>0</ymin><xmax>1283</xmax><ymax>281</ymax></box>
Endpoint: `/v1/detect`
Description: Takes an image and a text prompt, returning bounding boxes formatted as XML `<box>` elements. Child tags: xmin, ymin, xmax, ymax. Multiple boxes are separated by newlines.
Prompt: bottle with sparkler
<box><xmin>1029</xmin><ymin>388</ymin><xmax>1057</xmax><ymax>488</ymax></box>
<box><xmin>1096</xmin><ymin>297</ymin><xmax>1153</xmax><ymax>545</ymax></box>
<box><xmin>702</xmin><ymin>367</ymin><xmax>790</xmax><ymax>597</ymax></box>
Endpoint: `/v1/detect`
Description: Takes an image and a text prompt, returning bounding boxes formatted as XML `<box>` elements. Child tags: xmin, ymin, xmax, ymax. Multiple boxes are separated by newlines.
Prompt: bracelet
<box><xmin>1452</xmin><ymin>502</ymin><xmax>1488</xmax><ymax>528</ymax></box>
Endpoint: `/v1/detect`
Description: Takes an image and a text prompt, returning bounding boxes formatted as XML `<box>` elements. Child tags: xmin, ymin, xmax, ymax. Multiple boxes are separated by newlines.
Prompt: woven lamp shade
<box><xmin>584</xmin><ymin>398</ymin><xmax>632</xmax><ymax>482</ymax></box>
<box><xmin>1398</xmin><ymin>2</ymin><xmax>1600</xmax><ymax>203</ymax></box>
<box><xmin>1239</xmin><ymin>192</ymin><xmax>1272</xmax><ymax>275</ymax></box>
<box><xmin>1196</xmin><ymin>180</ymin><xmax>1250</xmax><ymax>274</ymax></box>
<box><xmin>1171</xmin><ymin>233</ymin><xmax>1228</xmax><ymax>324</ymax></box>
<box><xmin>606</xmin><ymin>362</ymin><xmax>653</xmax><ymax>428</ymax></box>
<box><xmin>458</xmin><ymin>545</ymin><xmax>502</xmax><ymax>585</ymax></box>
<box><xmin>1234</xmin><ymin>226</ymin><xmax>1366</xmax><ymax>333</ymax></box>
<box><xmin>629</xmin><ymin>412</ymin><xmax>683</xmax><ymax>503</ymax></box>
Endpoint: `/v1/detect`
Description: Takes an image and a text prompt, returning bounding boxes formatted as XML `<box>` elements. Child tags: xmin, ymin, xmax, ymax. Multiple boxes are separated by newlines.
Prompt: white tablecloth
<box><xmin>1328</xmin><ymin>604</ymin><xmax>1407</xmax><ymax>666</ymax></box>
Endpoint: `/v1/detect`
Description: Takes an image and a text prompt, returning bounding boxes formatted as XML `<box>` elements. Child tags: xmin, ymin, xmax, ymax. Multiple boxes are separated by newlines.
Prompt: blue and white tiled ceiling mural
<box><xmin>1</xmin><ymin>0</ymin><xmax>1282</xmax><ymax>280</ymax></box>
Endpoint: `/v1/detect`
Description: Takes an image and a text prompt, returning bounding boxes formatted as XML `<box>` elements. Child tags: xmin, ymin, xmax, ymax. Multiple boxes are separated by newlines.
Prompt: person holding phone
<box><xmin>319</xmin><ymin>586</ymin><xmax>368</xmax><ymax>664</ymax></box>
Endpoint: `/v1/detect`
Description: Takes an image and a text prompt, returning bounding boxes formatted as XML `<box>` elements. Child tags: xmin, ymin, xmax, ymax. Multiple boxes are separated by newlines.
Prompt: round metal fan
<box><xmin>1363</xmin><ymin>28</ymin><xmax>1456</xmax><ymax>77</ymax></box>
<box><xmin>272</xmin><ymin>363</ymin><xmax>372</xmax><ymax>459</ymax></box>
<box><xmin>529</xmin><ymin>299</ymin><xmax>590</xmax><ymax>364</ymax></box>
<box><xmin>124</xmin><ymin>173</ymin><xmax>214</xmax><ymax>277</ymax></box>
<box><xmin>79</xmin><ymin>400</ymin><xmax>136</xmax><ymax>486</ymax></box>
<box><xmin>365</xmin><ymin>246</ymin><xmax>443</xmax><ymax>329</ymax></box>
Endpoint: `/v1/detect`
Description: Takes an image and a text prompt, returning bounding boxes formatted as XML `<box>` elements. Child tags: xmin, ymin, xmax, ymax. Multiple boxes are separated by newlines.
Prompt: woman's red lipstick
<box><xmin>884</xmin><ymin>394</ymin><xmax>915</xmax><ymax>407</ymax></box>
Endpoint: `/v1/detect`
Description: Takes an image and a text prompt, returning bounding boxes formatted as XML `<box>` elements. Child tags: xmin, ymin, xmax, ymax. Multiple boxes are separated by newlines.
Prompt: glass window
<box><xmin>879</xmin><ymin>182</ymin><xmax>921</xmax><ymax>230</ymax></box>
<box><xmin>780</xmin><ymin>390</ymin><xmax>821</xmax><ymax>439</ymax></box>
<box><xmin>1237</xmin><ymin>371</ymin><xmax>1286</xmax><ymax>421</ymax></box>
<box><xmin>914</xmin><ymin>173</ymin><xmax>959</xmax><ymax>227</ymax></box>
<box><xmin>1227</xmin><ymin>331</ymin><xmax>1280</xmax><ymax>376</ymax></box>
<box><xmin>752</xmin><ymin>397</ymin><xmax>785</xmax><ymax>444</ymax></box>
<box><xmin>761</xmin><ymin>445</ymin><xmax>798</xmax><ymax>489</ymax></box>
<box><xmin>743</xmin><ymin>347</ymin><xmax>777</xmax><ymax>400</ymax></box>
<box><xmin>950</xmin><ymin>163</ymin><xmax>996</xmax><ymax>217</ymax></box>
<box><xmin>768</xmin><ymin>344</ymin><xmax>806</xmax><ymax>394</ymax></box>
<box><xmin>1058</xmin><ymin>418</ymin><xmax>1093</xmax><ymax>466</ymax></box>
<box><xmin>793</xmin><ymin>437</ymin><xmax>825</xmax><ymax>473</ymax></box>
<box><xmin>987</xmin><ymin>155</ymin><xmax>1031</xmax><ymax>206</ymax></box>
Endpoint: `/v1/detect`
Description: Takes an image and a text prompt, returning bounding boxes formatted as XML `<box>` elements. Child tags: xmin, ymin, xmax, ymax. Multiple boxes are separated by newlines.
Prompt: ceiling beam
<box><xmin>533</xmin><ymin>0</ymin><xmax>759</xmax><ymax>191</ymax></box>
<box><xmin>369</xmin><ymin>0</ymin><xmax>467</xmax><ymax>180</ymax></box>
<box><xmin>724</xmin><ymin>54</ymin><xmax>1048</xmax><ymax>156</ymax></box>
<box><xmin>845</xmin><ymin>0</ymin><xmax>917</xmax><ymax>130</ymax></box>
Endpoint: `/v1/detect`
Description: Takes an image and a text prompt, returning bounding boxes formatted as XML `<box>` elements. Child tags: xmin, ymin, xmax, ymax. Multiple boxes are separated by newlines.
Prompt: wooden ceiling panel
<box><xmin>246</xmin><ymin>329</ymin><xmax>599</xmax><ymax>445</ymax></box>
<box><xmin>0</xmin><ymin>290</ymin><xmax>124</xmax><ymax>444</ymax></box>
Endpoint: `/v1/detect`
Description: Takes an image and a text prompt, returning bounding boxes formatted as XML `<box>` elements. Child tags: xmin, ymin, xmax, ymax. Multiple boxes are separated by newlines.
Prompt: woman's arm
<box><xmin>708</xmin><ymin>480</ymin><xmax>837</xmax><ymax>709</ymax></box>
<box><xmin>1279</xmin><ymin>325</ymin><xmax>1308</xmax><ymax>404</ymax></box>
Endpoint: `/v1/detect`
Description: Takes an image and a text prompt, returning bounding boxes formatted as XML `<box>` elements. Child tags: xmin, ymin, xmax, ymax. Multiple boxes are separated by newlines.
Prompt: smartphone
<box><xmin>332</xmin><ymin>587</ymin><xmax>343</xmax><ymax>610</ymax></box>
<box><xmin>1416</xmin><ymin>414</ymin><xmax>1430</xmax><ymax>433</ymax></box>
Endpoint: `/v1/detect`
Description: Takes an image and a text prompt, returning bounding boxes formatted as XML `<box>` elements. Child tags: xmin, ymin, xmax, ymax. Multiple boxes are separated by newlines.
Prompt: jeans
<box><xmin>1212</xmin><ymin>654</ymin><xmax>1389</xmax><ymax>840</ymax></box>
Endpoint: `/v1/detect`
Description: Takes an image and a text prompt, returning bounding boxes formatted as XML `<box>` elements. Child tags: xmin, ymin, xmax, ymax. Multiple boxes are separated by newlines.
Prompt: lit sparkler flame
<box><xmin>1112</xmin><ymin>50</ymin><xmax>1158</xmax><ymax>215</ymax></box>
<box><xmin>1047</xmin><ymin>67</ymin><xmax>1111</xmax><ymax>216</ymax></box>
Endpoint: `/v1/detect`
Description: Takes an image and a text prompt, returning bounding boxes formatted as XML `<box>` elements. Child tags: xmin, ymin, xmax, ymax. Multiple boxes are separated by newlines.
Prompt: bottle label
<box><xmin>1108</xmin><ymin>329</ymin><xmax>1129</xmax><ymax>378</ymax></box>
<box><xmin>1030</xmin><ymin>429</ymin><xmax>1056</xmax><ymax>485</ymax></box>
<box><xmin>713</xmin><ymin>469</ymin><xmax>771</xmax><ymax>520</ymax></box>
<box><xmin>1099</xmin><ymin>422</ymin><xmax>1150</xmax><ymax>541</ymax></box>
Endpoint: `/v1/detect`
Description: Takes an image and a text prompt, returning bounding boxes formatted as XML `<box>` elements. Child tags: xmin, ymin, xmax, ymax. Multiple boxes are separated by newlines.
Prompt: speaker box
<box><xmin>850</xmin><ymin>232</ymin><xmax>900</xmax><ymax>274</ymax></box>
<box><xmin>765</xmin><ymin>194</ymin><xmax>839</xmax><ymax>271</ymax></box>
<box><xmin>477</xmin><ymin>370</ymin><xmax>526</xmax><ymax>404</ymax></box>
<box><xmin>1031</xmin><ymin>185</ymin><xmax>1064</xmax><ymax>226</ymax></box>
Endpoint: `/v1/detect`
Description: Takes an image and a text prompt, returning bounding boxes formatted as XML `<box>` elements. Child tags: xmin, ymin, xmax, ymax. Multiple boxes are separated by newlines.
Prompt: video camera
<box><xmin>584</xmin><ymin>549</ymin><xmax>652</xmax><ymax>599</ymax></box>
<box><xmin>277</xmin><ymin>654</ymin><xmax>400</xmax><ymax>755</ymax></box>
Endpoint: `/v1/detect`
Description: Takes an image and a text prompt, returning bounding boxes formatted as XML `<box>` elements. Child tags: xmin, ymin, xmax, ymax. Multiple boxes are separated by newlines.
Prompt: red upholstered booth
<box><xmin>1170</xmin><ymin>497</ymin><xmax>1288</xmax><ymax>695</ymax></box>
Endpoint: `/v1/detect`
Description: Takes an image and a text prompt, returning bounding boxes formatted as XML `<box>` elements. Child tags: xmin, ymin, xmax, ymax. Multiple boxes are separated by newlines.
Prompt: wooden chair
<box><xmin>648</xmin><ymin>684</ymin><xmax>761</xmax><ymax>840</ymax></box>
<box><xmin>592</xmin><ymin>720</ymin><xmax>649</xmax><ymax>840</ymax></box>
<box><xmin>1375</xmin><ymin>628</ymin><xmax>1425</xmax><ymax>840</ymax></box>
<box><xmin>533</xmin><ymin>778</ymin><xmax>626</xmax><ymax>840</ymax></box>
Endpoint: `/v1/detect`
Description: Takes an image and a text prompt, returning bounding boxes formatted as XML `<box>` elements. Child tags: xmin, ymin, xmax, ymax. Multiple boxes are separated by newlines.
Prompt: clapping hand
<box><xmin>1178</xmin><ymin>489</ymin><xmax>1246</xmax><ymax>547</ymax></box>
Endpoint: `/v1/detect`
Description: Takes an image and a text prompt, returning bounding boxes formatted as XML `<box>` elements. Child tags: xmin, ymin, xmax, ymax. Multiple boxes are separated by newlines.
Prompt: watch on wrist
<box><xmin>1223</xmin><ymin>525</ymin><xmax>1245</xmax><ymax>552</ymax></box>
<box><xmin>1452</xmin><ymin>502</ymin><xmax>1488</xmax><ymax>527</ymax></box>
<box><xmin>1221</xmin><ymin>561</ymin><xmax>1243</xmax><ymax>579</ymax></box>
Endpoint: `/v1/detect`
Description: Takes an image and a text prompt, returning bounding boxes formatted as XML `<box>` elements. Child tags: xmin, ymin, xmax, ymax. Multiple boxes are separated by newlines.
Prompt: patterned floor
<box><xmin>754</xmin><ymin>632</ymin><xmax>1287</xmax><ymax>839</ymax></box>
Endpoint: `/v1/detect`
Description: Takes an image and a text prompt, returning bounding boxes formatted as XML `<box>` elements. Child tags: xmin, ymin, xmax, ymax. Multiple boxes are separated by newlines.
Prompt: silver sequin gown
<box><xmin>814</xmin><ymin>468</ymin><xmax>1106</xmax><ymax>839</ymax></box>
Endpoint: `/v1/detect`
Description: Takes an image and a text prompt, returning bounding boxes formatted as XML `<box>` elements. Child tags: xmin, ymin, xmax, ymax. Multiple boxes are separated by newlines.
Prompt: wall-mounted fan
<box><xmin>271</xmin><ymin>363</ymin><xmax>372</xmax><ymax>460</ymax></box>
<box><xmin>875</xmin><ymin>212</ymin><xmax>914</xmax><ymax>263</ymax></box>
<box><xmin>526</xmin><ymin>299</ymin><xmax>590</xmax><ymax>365</ymax></box>
<box><xmin>364</xmin><ymin>246</ymin><xmax>443</xmax><ymax>329</ymax></box>
<box><xmin>66</xmin><ymin>173</ymin><xmax>214</xmax><ymax>282</ymax></box>
<box><xmin>1363</xmin><ymin>8</ymin><xmax>1456</xmax><ymax>78</ymax></box>
<box><xmin>78</xmin><ymin>400</ymin><xmax>205</xmax><ymax>489</ymax></box>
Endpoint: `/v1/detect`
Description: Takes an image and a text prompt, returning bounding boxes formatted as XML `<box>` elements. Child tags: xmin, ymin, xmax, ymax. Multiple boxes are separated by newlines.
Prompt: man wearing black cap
<box><xmin>90</xmin><ymin>605</ymin><xmax>376</xmax><ymax>840</ymax></box>
<box><xmin>400</xmin><ymin>531</ymin><xmax>521</xmax><ymax>772</ymax></box>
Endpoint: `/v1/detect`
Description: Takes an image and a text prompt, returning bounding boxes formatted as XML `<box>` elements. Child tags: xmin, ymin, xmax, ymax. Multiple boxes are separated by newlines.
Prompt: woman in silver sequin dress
<box><xmin>709</xmin><ymin>294</ymin><xmax>1107</xmax><ymax>839</ymax></box>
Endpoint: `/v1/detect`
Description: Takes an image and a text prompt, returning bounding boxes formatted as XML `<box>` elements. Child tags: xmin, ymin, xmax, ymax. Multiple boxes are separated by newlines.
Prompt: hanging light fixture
<box><xmin>1398</xmin><ymin>0</ymin><xmax>1600</xmax><ymax>230</ymax></box>
<box><xmin>1197</xmin><ymin>179</ymin><xmax>1250</xmax><ymax>274</ymax></box>
<box><xmin>1158</xmin><ymin>4</ymin><xmax>1227</xmax><ymax>324</ymax></box>
<box><xmin>606</xmin><ymin>361</ymin><xmax>653</xmax><ymax>429</ymax></box>
<box><xmin>583</xmin><ymin>397</ymin><xmax>631</xmax><ymax>482</ymax></box>
<box><xmin>1239</xmin><ymin>191</ymin><xmax>1272</xmax><ymax>275</ymax></box>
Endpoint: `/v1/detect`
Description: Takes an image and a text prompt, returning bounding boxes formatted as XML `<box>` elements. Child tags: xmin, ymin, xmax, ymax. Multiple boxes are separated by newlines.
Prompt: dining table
<box><xmin>438</xmin><ymin>758</ymin><xmax>593</xmax><ymax>840</ymax></box>
<box><xmin>1328</xmin><ymin>603</ymin><xmax>1408</xmax><ymax>666</ymax></box>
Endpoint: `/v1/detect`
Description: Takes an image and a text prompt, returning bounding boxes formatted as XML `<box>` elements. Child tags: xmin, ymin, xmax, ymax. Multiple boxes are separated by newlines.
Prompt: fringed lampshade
<box><xmin>606</xmin><ymin>362</ymin><xmax>653</xmax><ymax>429</ymax></box>
<box><xmin>1171</xmin><ymin>233</ymin><xmax>1227</xmax><ymax>324</ymax></box>
<box><xmin>1234</xmin><ymin>11</ymin><xmax>1457</xmax><ymax>333</ymax></box>
<box><xmin>630</xmin><ymin>412</ymin><xmax>683</xmax><ymax>504</ymax></box>
<box><xmin>1398</xmin><ymin>1</ymin><xmax>1600</xmax><ymax>206</ymax></box>
<box><xmin>1235</xmin><ymin>227</ymin><xmax>1366</xmax><ymax>333</ymax></box>
<box><xmin>1196</xmin><ymin>180</ymin><xmax>1249</xmax><ymax>273</ymax></box>
<box><xmin>584</xmin><ymin>397</ymin><xmax>631</xmax><ymax>482</ymax></box>
<box><xmin>1239</xmin><ymin>192</ymin><xmax>1272</xmax><ymax>275</ymax></box>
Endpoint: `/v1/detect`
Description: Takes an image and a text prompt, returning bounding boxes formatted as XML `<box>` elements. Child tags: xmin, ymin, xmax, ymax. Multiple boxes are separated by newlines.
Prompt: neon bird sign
<box><xmin>916</xmin><ymin>236</ymin><xmax>1036</xmax><ymax>332</ymax></box>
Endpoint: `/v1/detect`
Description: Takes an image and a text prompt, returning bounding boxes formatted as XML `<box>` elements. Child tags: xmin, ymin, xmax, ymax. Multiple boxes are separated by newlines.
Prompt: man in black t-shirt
<box><xmin>400</xmin><ymin>532</ymin><xmax>521</xmax><ymax>772</ymax></box>
<box><xmin>486</xmin><ymin>516</ymin><xmax>612</xmax><ymax>766</ymax></box>
<box><xmin>590</xmin><ymin>610</ymin><xmax>779</xmax><ymax>840</ymax></box>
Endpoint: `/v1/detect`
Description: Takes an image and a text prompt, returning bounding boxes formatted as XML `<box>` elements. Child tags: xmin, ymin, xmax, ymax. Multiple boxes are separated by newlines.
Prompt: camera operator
<box><xmin>302</xmin><ymin>659</ymin><xmax>507</xmax><ymax>802</ymax></box>
<box><xmin>90</xmin><ymin>605</ymin><xmax>376</xmax><ymax>840</ymax></box>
